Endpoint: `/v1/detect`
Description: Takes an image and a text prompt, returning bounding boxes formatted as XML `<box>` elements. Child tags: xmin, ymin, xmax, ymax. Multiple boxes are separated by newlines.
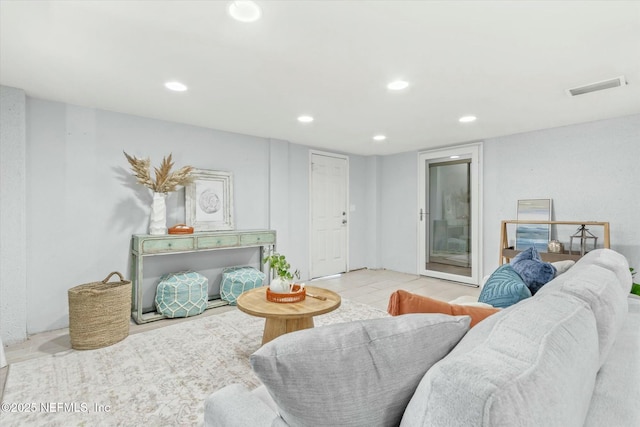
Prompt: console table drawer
<box><xmin>197</xmin><ymin>234</ymin><xmax>239</xmax><ymax>249</ymax></box>
<box><xmin>141</xmin><ymin>237</ymin><xmax>195</xmax><ymax>254</ymax></box>
<box><xmin>240</xmin><ymin>232</ymin><xmax>275</xmax><ymax>246</ymax></box>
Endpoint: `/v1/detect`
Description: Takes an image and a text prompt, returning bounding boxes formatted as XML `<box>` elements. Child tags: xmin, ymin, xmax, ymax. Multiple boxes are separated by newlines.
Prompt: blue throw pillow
<box><xmin>511</xmin><ymin>247</ymin><xmax>557</xmax><ymax>295</ymax></box>
<box><xmin>478</xmin><ymin>264</ymin><xmax>531</xmax><ymax>308</ymax></box>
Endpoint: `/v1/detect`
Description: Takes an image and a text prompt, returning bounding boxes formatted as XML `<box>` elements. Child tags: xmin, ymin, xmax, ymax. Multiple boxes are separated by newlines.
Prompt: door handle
<box><xmin>419</xmin><ymin>209</ymin><xmax>429</xmax><ymax>221</ymax></box>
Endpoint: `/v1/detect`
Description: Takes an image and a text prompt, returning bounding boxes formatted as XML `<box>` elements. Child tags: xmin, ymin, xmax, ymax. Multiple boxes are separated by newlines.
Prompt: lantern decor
<box><xmin>568</xmin><ymin>225</ymin><xmax>598</xmax><ymax>256</ymax></box>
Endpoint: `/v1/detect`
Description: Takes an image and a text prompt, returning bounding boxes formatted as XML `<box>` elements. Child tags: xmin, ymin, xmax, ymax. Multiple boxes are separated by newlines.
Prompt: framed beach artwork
<box><xmin>185</xmin><ymin>169</ymin><xmax>234</xmax><ymax>231</ymax></box>
<box><xmin>516</xmin><ymin>199</ymin><xmax>552</xmax><ymax>252</ymax></box>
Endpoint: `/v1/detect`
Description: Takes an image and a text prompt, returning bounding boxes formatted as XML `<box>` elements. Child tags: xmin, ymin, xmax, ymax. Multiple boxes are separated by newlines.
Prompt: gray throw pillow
<box><xmin>250</xmin><ymin>314</ymin><xmax>470</xmax><ymax>427</ymax></box>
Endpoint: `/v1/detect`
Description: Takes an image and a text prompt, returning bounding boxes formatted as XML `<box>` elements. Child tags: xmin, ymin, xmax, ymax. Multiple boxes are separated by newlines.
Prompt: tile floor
<box><xmin>0</xmin><ymin>268</ymin><xmax>479</xmax><ymax>398</ymax></box>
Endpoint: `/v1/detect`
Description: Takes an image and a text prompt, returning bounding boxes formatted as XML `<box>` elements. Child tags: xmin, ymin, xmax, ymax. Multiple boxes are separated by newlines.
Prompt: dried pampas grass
<box><xmin>124</xmin><ymin>151</ymin><xmax>193</xmax><ymax>193</ymax></box>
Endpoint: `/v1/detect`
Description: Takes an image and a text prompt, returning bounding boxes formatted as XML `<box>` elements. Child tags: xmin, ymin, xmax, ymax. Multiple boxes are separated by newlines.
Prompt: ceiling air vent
<box><xmin>567</xmin><ymin>76</ymin><xmax>627</xmax><ymax>96</ymax></box>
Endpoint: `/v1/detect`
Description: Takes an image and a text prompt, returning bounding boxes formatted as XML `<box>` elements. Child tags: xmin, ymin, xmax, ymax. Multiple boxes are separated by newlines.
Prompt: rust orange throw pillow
<box><xmin>387</xmin><ymin>290</ymin><xmax>500</xmax><ymax>328</ymax></box>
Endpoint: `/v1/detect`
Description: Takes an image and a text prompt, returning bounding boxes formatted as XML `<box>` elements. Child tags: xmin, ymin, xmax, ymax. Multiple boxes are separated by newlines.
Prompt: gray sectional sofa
<box><xmin>205</xmin><ymin>249</ymin><xmax>639</xmax><ymax>426</ymax></box>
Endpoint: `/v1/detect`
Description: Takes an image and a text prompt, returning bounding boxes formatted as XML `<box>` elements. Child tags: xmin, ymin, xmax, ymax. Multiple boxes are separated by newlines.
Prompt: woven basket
<box><xmin>68</xmin><ymin>271</ymin><xmax>131</xmax><ymax>350</ymax></box>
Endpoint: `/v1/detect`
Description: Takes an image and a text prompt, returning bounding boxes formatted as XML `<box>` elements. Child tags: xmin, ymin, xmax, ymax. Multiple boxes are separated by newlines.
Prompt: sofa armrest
<box><xmin>204</xmin><ymin>384</ymin><xmax>287</xmax><ymax>427</ymax></box>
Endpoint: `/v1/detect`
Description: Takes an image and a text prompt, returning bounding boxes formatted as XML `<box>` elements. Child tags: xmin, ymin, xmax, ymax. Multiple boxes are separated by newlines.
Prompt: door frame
<box><xmin>417</xmin><ymin>143</ymin><xmax>483</xmax><ymax>285</ymax></box>
<box><xmin>308</xmin><ymin>150</ymin><xmax>350</xmax><ymax>279</ymax></box>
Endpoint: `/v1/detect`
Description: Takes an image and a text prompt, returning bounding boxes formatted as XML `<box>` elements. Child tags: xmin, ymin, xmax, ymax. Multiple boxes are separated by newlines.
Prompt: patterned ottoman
<box><xmin>221</xmin><ymin>266</ymin><xmax>266</xmax><ymax>306</ymax></box>
<box><xmin>155</xmin><ymin>271</ymin><xmax>208</xmax><ymax>318</ymax></box>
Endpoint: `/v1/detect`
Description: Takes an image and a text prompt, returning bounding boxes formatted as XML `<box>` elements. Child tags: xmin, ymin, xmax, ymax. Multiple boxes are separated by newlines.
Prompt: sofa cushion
<box><xmin>400</xmin><ymin>291</ymin><xmax>600</xmax><ymax>427</ymax></box>
<box><xmin>387</xmin><ymin>290</ymin><xmax>500</xmax><ymax>327</ymax></box>
<box><xmin>511</xmin><ymin>247</ymin><xmax>556</xmax><ymax>294</ymax></box>
<box><xmin>584</xmin><ymin>297</ymin><xmax>640</xmax><ymax>427</ymax></box>
<box><xmin>204</xmin><ymin>384</ymin><xmax>287</xmax><ymax>427</ymax></box>
<box><xmin>581</xmin><ymin>248</ymin><xmax>633</xmax><ymax>294</ymax></box>
<box><xmin>478</xmin><ymin>264</ymin><xmax>531</xmax><ymax>308</ymax></box>
<box><xmin>537</xmin><ymin>249</ymin><xmax>631</xmax><ymax>365</ymax></box>
<box><xmin>251</xmin><ymin>314</ymin><xmax>470</xmax><ymax>427</ymax></box>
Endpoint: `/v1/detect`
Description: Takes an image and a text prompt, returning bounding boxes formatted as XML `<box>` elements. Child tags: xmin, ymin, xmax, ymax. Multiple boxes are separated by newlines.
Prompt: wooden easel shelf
<box><xmin>500</xmin><ymin>220</ymin><xmax>610</xmax><ymax>265</ymax></box>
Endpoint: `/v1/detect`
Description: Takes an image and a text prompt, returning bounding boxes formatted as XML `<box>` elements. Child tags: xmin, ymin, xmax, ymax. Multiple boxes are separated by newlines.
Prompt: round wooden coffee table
<box><xmin>236</xmin><ymin>286</ymin><xmax>341</xmax><ymax>345</ymax></box>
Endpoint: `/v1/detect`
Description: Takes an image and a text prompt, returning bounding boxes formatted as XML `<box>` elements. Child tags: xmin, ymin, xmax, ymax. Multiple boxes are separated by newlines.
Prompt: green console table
<box><xmin>130</xmin><ymin>229</ymin><xmax>276</xmax><ymax>324</ymax></box>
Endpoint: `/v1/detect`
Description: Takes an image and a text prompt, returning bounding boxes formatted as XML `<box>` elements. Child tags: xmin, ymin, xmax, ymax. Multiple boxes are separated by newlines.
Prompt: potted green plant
<box><xmin>631</xmin><ymin>268</ymin><xmax>640</xmax><ymax>297</ymax></box>
<box><xmin>264</xmin><ymin>253</ymin><xmax>300</xmax><ymax>293</ymax></box>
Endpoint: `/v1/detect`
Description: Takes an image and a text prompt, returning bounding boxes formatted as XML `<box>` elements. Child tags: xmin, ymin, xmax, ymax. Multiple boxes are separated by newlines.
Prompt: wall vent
<box><xmin>567</xmin><ymin>76</ymin><xmax>627</xmax><ymax>96</ymax></box>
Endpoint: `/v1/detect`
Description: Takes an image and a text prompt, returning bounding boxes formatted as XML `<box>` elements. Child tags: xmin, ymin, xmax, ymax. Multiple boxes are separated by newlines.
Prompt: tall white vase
<box><xmin>149</xmin><ymin>192</ymin><xmax>167</xmax><ymax>235</ymax></box>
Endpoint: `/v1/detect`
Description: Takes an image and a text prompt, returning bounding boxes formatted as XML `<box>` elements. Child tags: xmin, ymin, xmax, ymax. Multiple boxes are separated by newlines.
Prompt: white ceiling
<box><xmin>1</xmin><ymin>1</ymin><xmax>639</xmax><ymax>156</ymax></box>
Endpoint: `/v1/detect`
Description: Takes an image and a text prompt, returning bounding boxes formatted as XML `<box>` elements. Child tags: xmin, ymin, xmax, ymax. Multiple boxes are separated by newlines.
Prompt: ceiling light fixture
<box><xmin>459</xmin><ymin>115</ymin><xmax>477</xmax><ymax>123</ymax></box>
<box><xmin>450</xmin><ymin>155</ymin><xmax>461</xmax><ymax>159</ymax></box>
<box><xmin>373</xmin><ymin>135</ymin><xmax>387</xmax><ymax>141</ymax></box>
<box><xmin>297</xmin><ymin>115</ymin><xmax>314</xmax><ymax>123</ymax></box>
<box><xmin>228</xmin><ymin>1</ymin><xmax>262</xmax><ymax>23</ymax></box>
<box><xmin>164</xmin><ymin>81</ymin><xmax>188</xmax><ymax>92</ymax></box>
<box><xmin>387</xmin><ymin>80</ymin><xmax>409</xmax><ymax>91</ymax></box>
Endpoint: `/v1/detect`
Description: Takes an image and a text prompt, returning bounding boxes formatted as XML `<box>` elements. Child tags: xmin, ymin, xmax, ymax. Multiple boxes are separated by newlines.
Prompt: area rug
<box><xmin>0</xmin><ymin>299</ymin><xmax>387</xmax><ymax>427</ymax></box>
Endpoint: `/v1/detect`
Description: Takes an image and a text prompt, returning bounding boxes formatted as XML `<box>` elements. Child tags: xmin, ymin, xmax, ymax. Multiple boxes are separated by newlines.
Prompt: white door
<box><xmin>310</xmin><ymin>152</ymin><xmax>348</xmax><ymax>278</ymax></box>
<box><xmin>418</xmin><ymin>143</ymin><xmax>482</xmax><ymax>285</ymax></box>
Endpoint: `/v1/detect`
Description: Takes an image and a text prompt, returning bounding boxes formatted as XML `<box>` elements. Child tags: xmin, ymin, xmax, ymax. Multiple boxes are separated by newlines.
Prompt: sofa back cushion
<box><xmin>400</xmin><ymin>292</ymin><xmax>600</xmax><ymax>427</ymax></box>
<box><xmin>251</xmin><ymin>314</ymin><xmax>470</xmax><ymax>427</ymax></box>
<box><xmin>536</xmin><ymin>249</ymin><xmax>631</xmax><ymax>365</ymax></box>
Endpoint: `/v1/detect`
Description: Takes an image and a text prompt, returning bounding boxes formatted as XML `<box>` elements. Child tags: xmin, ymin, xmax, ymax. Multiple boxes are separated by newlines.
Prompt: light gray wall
<box><xmin>348</xmin><ymin>155</ymin><xmax>369</xmax><ymax>270</ymax></box>
<box><xmin>0</xmin><ymin>90</ymin><xmax>374</xmax><ymax>340</ymax></box>
<box><xmin>483</xmin><ymin>114</ymin><xmax>640</xmax><ymax>275</ymax></box>
<box><xmin>365</xmin><ymin>156</ymin><xmax>381</xmax><ymax>269</ymax></box>
<box><xmin>374</xmin><ymin>114</ymin><xmax>640</xmax><ymax>278</ymax></box>
<box><xmin>281</xmin><ymin>143</ymin><xmax>311</xmax><ymax>280</ymax></box>
<box><xmin>23</xmin><ymin>99</ymin><xmax>275</xmax><ymax>334</ymax></box>
<box><xmin>2</xmin><ymin>85</ymin><xmax>638</xmax><ymax>341</ymax></box>
<box><xmin>0</xmin><ymin>86</ymin><xmax>27</xmax><ymax>344</ymax></box>
<box><xmin>378</xmin><ymin>151</ymin><xmax>419</xmax><ymax>274</ymax></box>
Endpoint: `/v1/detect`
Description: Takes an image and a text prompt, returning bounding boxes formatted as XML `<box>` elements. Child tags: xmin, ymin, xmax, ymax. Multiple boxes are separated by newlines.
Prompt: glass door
<box><xmin>428</xmin><ymin>160</ymin><xmax>471</xmax><ymax>276</ymax></box>
<box><xmin>418</xmin><ymin>144</ymin><xmax>481</xmax><ymax>286</ymax></box>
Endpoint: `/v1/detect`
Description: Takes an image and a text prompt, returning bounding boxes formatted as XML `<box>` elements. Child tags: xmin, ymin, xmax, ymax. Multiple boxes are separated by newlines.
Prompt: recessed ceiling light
<box><xmin>228</xmin><ymin>1</ymin><xmax>262</xmax><ymax>23</ymax></box>
<box><xmin>459</xmin><ymin>115</ymin><xmax>477</xmax><ymax>123</ymax></box>
<box><xmin>373</xmin><ymin>135</ymin><xmax>387</xmax><ymax>141</ymax></box>
<box><xmin>164</xmin><ymin>81</ymin><xmax>188</xmax><ymax>92</ymax></box>
<box><xmin>297</xmin><ymin>115</ymin><xmax>314</xmax><ymax>123</ymax></box>
<box><xmin>387</xmin><ymin>80</ymin><xmax>409</xmax><ymax>91</ymax></box>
